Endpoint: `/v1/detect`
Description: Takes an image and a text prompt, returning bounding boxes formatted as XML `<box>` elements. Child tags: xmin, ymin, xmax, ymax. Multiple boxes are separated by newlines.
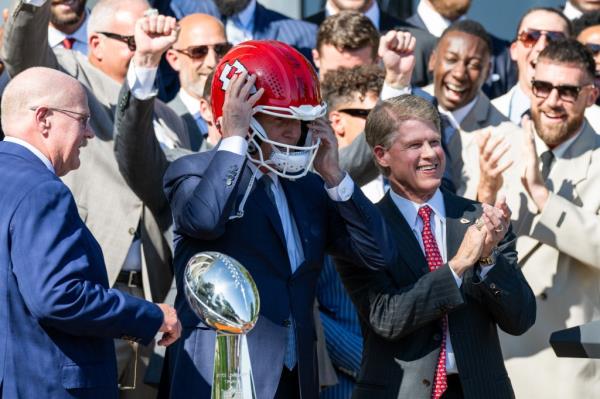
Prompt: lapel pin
<box><xmin>460</xmin><ymin>218</ymin><xmax>470</xmax><ymax>224</ymax></box>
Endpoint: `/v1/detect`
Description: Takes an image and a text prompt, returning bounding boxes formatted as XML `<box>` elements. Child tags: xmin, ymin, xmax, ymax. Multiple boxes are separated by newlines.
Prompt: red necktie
<box><xmin>62</xmin><ymin>37</ymin><xmax>75</xmax><ymax>50</ymax></box>
<box><xmin>417</xmin><ymin>205</ymin><xmax>448</xmax><ymax>399</ymax></box>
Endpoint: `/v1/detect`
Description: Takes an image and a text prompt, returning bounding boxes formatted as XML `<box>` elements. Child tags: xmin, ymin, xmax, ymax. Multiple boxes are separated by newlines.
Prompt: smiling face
<box><xmin>374</xmin><ymin>118</ymin><xmax>445</xmax><ymax>203</ymax></box>
<box><xmin>531</xmin><ymin>59</ymin><xmax>597</xmax><ymax>148</ymax></box>
<box><xmin>577</xmin><ymin>25</ymin><xmax>600</xmax><ymax>85</ymax></box>
<box><xmin>430</xmin><ymin>30</ymin><xmax>490</xmax><ymax>111</ymax></box>
<box><xmin>510</xmin><ymin>10</ymin><xmax>570</xmax><ymax>93</ymax></box>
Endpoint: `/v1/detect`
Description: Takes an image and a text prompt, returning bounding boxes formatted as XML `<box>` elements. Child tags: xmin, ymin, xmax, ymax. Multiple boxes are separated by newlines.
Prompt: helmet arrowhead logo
<box><xmin>219</xmin><ymin>60</ymin><xmax>257</xmax><ymax>94</ymax></box>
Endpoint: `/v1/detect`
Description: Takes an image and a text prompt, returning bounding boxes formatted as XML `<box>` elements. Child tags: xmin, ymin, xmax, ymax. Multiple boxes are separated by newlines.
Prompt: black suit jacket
<box><xmin>406</xmin><ymin>13</ymin><xmax>517</xmax><ymax>99</ymax></box>
<box><xmin>306</xmin><ymin>9</ymin><xmax>437</xmax><ymax>87</ymax></box>
<box><xmin>335</xmin><ymin>190</ymin><xmax>536</xmax><ymax>399</ymax></box>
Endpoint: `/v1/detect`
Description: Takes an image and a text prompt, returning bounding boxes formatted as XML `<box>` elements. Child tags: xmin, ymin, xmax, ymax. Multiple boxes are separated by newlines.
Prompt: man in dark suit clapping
<box><xmin>335</xmin><ymin>94</ymin><xmax>536</xmax><ymax>399</ymax></box>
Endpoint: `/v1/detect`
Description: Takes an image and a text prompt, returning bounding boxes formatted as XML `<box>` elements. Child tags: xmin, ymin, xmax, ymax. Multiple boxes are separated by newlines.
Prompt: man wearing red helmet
<box><xmin>161</xmin><ymin>40</ymin><xmax>388</xmax><ymax>398</ymax></box>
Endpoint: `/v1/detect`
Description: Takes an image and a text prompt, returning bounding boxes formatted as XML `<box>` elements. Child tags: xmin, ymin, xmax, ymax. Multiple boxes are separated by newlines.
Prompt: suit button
<box><xmin>283</xmin><ymin>319</ymin><xmax>291</xmax><ymax>327</ymax></box>
<box><xmin>128</xmin><ymin>227</ymin><xmax>136</xmax><ymax>235</ymax></box>
<box><xmin>489</xmin><ymin>283</ymin><xmax>497</xmax><ymax>290</ymax></box>
<box><xmin>422</xmin><ymin>379</ymin><xmax>431</xmax><ymax>386</ymax></box>
<box><xmin>540</xmin><ymin>291</ymin><xmax>548</xmax><ymax>300</ymax></box>
<box><xmin>433</xmin><ymin>333</ymin><xmax>442</xmax><ymax>341</ymax></box>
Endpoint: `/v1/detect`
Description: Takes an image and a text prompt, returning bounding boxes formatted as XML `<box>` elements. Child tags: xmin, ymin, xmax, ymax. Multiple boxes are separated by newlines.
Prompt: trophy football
<box><xmin>184</xmin><ymin>252</ymin><xmax>260</xmax><ymax>399</ymax></box>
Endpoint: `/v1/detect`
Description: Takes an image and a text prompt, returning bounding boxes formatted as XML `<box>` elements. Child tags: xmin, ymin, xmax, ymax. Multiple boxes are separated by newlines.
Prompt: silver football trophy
<box><xmin>184</xmin><ymin>252</ymin><xmax>260</xmax><ymax>399</ymax></box>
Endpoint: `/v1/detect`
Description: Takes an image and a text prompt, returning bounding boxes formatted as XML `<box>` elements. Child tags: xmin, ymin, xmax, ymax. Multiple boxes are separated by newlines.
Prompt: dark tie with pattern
<box><xmin>62</xmin><ymin>37</ymin><xmax>75</xmax><ymax>50</ymax></box>
<box><xmin>417</xmin><ymin>205</ymin><xmax>448</xmax><ymax>399</ymax></box>
<box><xmin>540</xmin><ymin>150</ymin><xmax>555</xmax><ymax>181</ymax></box>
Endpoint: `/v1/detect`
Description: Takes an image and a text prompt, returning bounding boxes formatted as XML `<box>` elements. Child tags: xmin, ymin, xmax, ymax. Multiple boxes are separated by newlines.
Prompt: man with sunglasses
<box><xmin>2</xmin><ymin>1</ymin><xmax>192</xmax><ymax>397</ymax></box>
<box><xmin>574</xmin><ymin>11</ymin><xmax>600</xmax><ymax>102</ymax></box>
<box><xmin>484</xmin><ymin>38</ymin><xmax>600</xmax><ymax>398</ymax></box>
<box><xmin>165</xmin><ymin>13</ymin><xmax>230</xmax><ymax>152</ymax></box>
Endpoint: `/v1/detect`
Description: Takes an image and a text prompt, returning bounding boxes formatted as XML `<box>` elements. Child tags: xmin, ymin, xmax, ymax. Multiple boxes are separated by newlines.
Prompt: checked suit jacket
<box><xmin>335</xmin><ymin>189</ymin><xmax>536</xmax><ymax>399</ymax></box>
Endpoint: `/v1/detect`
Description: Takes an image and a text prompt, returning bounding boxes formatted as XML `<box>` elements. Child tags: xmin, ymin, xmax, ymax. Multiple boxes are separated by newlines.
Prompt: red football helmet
<box><xmin>211</xmin><ymin>40</ymin><xmax>327</xmax><ymax>178</ymax></box>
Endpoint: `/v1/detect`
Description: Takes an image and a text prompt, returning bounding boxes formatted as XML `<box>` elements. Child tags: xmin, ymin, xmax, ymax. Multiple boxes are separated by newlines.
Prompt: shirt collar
<box><xmin>534</xmin><ymin>122</ymin><xmax>584</xmax><ymax>160</ymax></box>
<box><xmin>234</xmin><ymin>0</ymin><xmax>256</xmax><ymax>29</ymax></box>
<box><xmin>247</xmin><ymin>159</ymin><xmax>280</xmax><ymax>188</ymax></box>
<box><xmin>325</xmin><ymin>1</ymin><xmax>380</xmax><ymax>30</ymax></box>
<box><xmin>438</xmin><ymin>94</ymin><xmax>478</xmax><ymax>129</ymax></box>
<box><xmin>389</xmin><ymin>188</ymin><xmax>446</xmax><ymax>231</ymax></box>
<box><xmin>47</xmin><ymin>10</ymin><xmax>89</xmax><ymax>48</ymax></box>
<box><xmin>3</xmin><ymin>136</ymin><xmax>55</xmax><ymax>174</ymax></box>
<box><xmin>417</xmin><ymin>0</ymin><xmax>465</xmax><ymax>37</ymax></box>
<box><xmin>510</xmin><ymin>84</ymin><xmax>531</xmax><ymax>119</ymax></box>
<box><xmin>563</xmin><ymin>1</ymin><xmax>583</xmax><ymax>20</ymax></box>
<box><xmin>178</xmin><ymin>88</ymin><xmax>201</xmax><ymax>116</ymax></box>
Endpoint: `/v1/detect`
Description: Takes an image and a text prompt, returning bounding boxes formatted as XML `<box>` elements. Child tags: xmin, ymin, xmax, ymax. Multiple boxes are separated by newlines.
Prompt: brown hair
<box><xmin>365</xmin><ymin>94</ymin><xmax>441</xmax><ymax>175</ymax></box>
<box><xmin>321</xmin><ymin>65</ymin><xmax>384</xmax><ymax>111</ymax></box>
<box><xmin>316</xmin><ymin>11</ymin><xmax>379</xmax><ymax>60</ymax></box>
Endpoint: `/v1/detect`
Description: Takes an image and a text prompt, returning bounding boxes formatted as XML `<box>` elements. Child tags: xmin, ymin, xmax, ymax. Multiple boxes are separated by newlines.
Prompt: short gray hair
<box><xmin>87</xmin><ymin>0</ymin><xmax>149</xmax><ymax>37</ymax></box>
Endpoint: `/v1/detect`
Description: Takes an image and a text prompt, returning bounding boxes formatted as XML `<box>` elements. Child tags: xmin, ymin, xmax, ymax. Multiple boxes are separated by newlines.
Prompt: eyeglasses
<box><xmin>338</xmin><ymin>108</ymin><xmax>372</xmax><ymax>118</ymax></box>
<box><xmin>172</xmin><ymin>43</ymin><xmax>232</xmax><ymax>60</ymax></box>
<box><xmin>585</xmin><ymin>43</ymin><xmax>600</xmax><ymax>56</ymax></box>
<box><xmin>98</xmin><ymin>31</ymin><xmax>136</xmax><ymax>51</ymax></box>
<box><xmin>30</xmin><ymin>106</ymin><xmax>91</xmax><ymax>129</ymax></box>
<box><xmin>531</xmin><ymin>79</ymin><xmax>594</xmax><ymax>103</ymax></box>
<box><xmin>517</xmin><ymin>29</ymin><xmax>565</xmax><ymax>48</ymax></box>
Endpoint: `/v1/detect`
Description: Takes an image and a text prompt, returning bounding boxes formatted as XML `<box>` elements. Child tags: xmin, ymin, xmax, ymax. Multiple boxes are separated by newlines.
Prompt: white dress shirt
<box><xmin>47</xmin><ymin>11</ymin><xmax>89</xmax><ymax>55</ymax></box>
<box><xmin>3</xmin><ymin>137</ymin><xmax>55</xmax><ymax>173</ymax></box>
<box><xmin>325</xmin><ymin>0</ymin><xmax>381</xmax><ymax>30</ymax></box>
<box><xmin>563</xmin><ymin>1</ymin><xmax>583</xmax><ymax>20</ymax></box>
<box><xmin>178</xmin><ymin>88</ymin><xmax>208</xmax><ymax>136</ymax></box>
<box><xmin>226</xmin><ymin>0</ymin><xmax>256</xmax><ymax>45</ymax></box>
<box><xmin>416</xmin><ymin>0</ymin><xmax>465</xmax><ymax>37</ymax></box>
<box><xmin>506</xmin><ymin>84</ymin><xmax>531</xmax><ymax>126</ymax></box>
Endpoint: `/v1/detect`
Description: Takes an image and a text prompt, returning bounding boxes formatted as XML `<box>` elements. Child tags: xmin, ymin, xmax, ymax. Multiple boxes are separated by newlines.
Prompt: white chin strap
<box><xmin>247</xmin><ymin>117</ymin><xmax>321</xmax><ymax>180</ymax></box>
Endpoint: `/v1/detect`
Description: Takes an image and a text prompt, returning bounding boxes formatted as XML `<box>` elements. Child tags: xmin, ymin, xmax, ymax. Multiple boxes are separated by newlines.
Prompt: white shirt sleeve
<box><xmin>449</xmin><ymin>266</ymin><xmax>463</xmax><ymax>288</ymax></box>
<box><xmin>218</xmin><ymin>136</ymin><xmax>248</xmax><ymax>155</ymax></box>
<box><xmin>126</xmin><ymin>62</ymin><xmax>158</xmax><ymax>100</ymax></box>
<box><xmin>380</xmin><ymin>82</ymin><xmax>412</xmax><ymax>101</ymax></box>
<box><xmin>478</xmin><ymin>264</ymin><xmax>495</xmax><ymax>279</ymax></box>
<box><xmin>24</xmin><ymin>0</ymin><xmax>46</xmax><ymax>6</ymax></box>
<box><xmin>325</xmin><ymin>172</ymin><xmax>354</xmax><ymax>202</ymax></box>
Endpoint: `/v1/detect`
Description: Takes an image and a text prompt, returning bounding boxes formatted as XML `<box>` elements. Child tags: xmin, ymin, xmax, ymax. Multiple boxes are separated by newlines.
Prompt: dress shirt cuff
<box><xmin>478</xmin><ymin>264</ymin><xmax>495</xmax><ymax>279</ymax></box>
<box><xmin>381</xmin><ymin>82</ymin><xmax>412</xmax><ymax>101</ymax></box>
<box><xmin>449</xmin><ymin>266</ymin><xmax>463</xmax><ymax>287</ymax></box>
<box><xmin>24</xmin><ymin>0</ymin><xmax>46</xmax><ymax>6</ymax></box>
<box><xmin>325</xmin><ymin>172</ymin><xmax>354</xmax><ymax>202</ymax></box>
<box><xmin>218</xmin><ymin>135</ymin><xmax>248</xmax><ymax>155</ymax></box>
<box><xmin>127</xmin><ymin>62</ymin><xmax>158</xmax><ymax>100</ymax></box>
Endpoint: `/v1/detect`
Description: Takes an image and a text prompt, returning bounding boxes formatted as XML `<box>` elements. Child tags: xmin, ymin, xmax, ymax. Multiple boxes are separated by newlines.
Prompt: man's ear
<box><xmin>428</xmin><ymin>49</ymin><xmax>437</xmax><ymax>73</ymax></box>
<box><xmin>165</xmin><ymin>49</ymin><xmax>181</xmax><ymax>72</ymax></box>
<box><xmin>33</xmin><ymin>107</ymin><xmax>50</xmax><ymax>136</ymax></box>
<box><xmin>199</xmin><ymin>98</ymin><xmax>213</xmax><ymax>124</ymax></box>
<box><xmin>586</xmin><ymin>85</ymin><xmax>599</xmax><ymax>107</ymax></box>
<box><xmin>89</xmin><ymin>33</ymin><xmax>103</xmax><ymax>61</ymax></box>
<box><xmin>329</xmin><ymin>111</ymin><xmax>345</xmax><ymax>139</ymax></box>
<box><xmin>372</xmin><ymin>144</ymin><xmax>389</xmax><ymax>168</ymax></box>
<box><xmin>312</xmin><ymin>48</ymin><xmax>321</xmax><ymax>69</ymax></box>
<box><xmin>509</xmin><ymin>40</ymin><xmax>519</xmax><ymax>62</ymax></box>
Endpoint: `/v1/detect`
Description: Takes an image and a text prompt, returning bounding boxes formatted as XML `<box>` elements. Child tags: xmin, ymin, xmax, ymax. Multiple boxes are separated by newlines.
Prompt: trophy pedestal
<box><xmin>212</xmin><ymin>333</ymin><xmax>256</xmax><ymax>399</ymax></box>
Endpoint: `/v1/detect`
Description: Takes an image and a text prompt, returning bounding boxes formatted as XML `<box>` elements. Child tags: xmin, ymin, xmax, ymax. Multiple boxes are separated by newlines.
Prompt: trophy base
<box><xmin>212</xmin><ymin>333</ymin><xmax>256</xmax><ymax>399</ymax></box>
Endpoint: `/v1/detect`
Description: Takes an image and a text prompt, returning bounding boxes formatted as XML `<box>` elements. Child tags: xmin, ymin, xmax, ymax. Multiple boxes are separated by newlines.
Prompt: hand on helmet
<box><xmin>310</xmin><ymin>117</ymin><xmax>345</xmax><ymax>187</ymax></box>
<box><xmin>219</xmin><ymin>72</ymin><xmax>264</xmax><ymax>139</ymax></box>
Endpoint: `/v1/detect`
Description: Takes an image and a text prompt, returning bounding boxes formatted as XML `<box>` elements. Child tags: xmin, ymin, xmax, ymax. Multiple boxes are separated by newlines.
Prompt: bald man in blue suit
<box><xmin>0</xmin><ymin>67</ymin><xmax>181</xmax><ymax>399</ymax></box>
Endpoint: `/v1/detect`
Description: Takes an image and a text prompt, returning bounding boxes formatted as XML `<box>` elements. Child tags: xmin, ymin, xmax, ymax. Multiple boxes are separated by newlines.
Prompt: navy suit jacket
<box><xmin>0</xmin><ymin>142</ymin><xmax>163</xmax><ymax>399</ymax></box>
<box><xmin>163</xmin><ymin>147</ymin><xmax>385</xmax><ymax>399</ymax></box>
<box><xmin>406</xmin><ymin>13</ymin><xmax>517</xmax><ymax>99</ymax></box>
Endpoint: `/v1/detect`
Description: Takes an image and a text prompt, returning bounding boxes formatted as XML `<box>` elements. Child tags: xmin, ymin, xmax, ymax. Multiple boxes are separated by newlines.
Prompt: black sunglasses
<box><xmin>531</xmin><ymin>79</ymin><xmax>594</xmax><ymax>103</ymax></box>
<box><xmin>586</xmin><ymin>43</ymin><xmax>600</xmax><ymax>56</ymax></box>
<box><xmin>338</xmin><ymin>108</ymin><xmax>372</xmax><ymax>118</ymax></box>
<box><xmin>172</xmin><ymin>43</ymin><xmax>232</xmax><ymax>60</ymax></box>
<box><xmin>517</xmin><ymin>29</ymin><xmax>565</xmax><ymax>48</ymax></box>
<box><xmin>98</xmin><ymin>32</ymin><xmax>136</xmax><ymax>51</ymax></box>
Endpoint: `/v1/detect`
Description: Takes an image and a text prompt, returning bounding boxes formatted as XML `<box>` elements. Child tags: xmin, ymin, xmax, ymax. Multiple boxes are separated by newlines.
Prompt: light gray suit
<box><xmin>167</xmin><ymin>91</ymin><xmax>206</xmax><ymax>152</ymax></box>
<box><xmin>2</xmin><ymin>0</ymin><xmax>190</xmax><ymax>302</ymax></box>
<box><xmin>493</xmin><ymin>121</ymin><xmax>600</xmax><ymax>398</ymax></box>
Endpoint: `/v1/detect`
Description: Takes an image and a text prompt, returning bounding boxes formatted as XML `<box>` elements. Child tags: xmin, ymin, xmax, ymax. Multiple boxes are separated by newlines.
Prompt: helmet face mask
<box><xmin>212</xmin><ymin>40</ymin><xmax>327</xmax><ymax>179</ymax></box>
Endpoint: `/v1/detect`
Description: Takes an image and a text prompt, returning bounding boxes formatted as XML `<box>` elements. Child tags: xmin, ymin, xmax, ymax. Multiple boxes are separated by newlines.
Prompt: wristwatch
<box><xmin>479</xmin><ymin>248</ymin><xmax>498</xmax><ymax>266</ymax></box>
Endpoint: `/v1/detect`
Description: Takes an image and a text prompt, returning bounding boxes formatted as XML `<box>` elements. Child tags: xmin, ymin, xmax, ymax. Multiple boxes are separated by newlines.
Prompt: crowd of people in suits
<box><xmin>1</xmin><ymin>0</ymin><xmax>600</xmax><ymax>398</ymax></box>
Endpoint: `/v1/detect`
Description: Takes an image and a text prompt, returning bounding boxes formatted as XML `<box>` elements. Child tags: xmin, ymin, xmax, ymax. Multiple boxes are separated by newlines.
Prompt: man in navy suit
<box><xmin>163</xmin><ymin>41</ymin><xmax>386</xmax><ymax>399</ymax></box>
<box><xmin>0</xmin><ymin>67</ymin><xmax>181</xmax><ymax>399</ymax></box>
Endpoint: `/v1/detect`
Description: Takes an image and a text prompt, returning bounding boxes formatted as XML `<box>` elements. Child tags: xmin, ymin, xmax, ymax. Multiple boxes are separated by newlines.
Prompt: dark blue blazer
<box><xmin>163</xmin><ymin>147</ymin><xmax>385</xmax><ymax>399</ymax></box>
<box><xmin>170</xmin><ymin>0</ymin><xmax>317</xmax><ymax>58</ymax></box>
<box><xmin>406</xmin><ymin>13</ymin><xmax>517</xmax><ymax>99</ymax></box>
<box><xmin>0</xmin><ymin>142</ymin><xmax>163</xmax><ymax>399</ymax></box>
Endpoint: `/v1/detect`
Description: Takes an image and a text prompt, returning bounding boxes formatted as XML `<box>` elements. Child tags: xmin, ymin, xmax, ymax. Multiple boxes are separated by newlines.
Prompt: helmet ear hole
<box><xmin>298</xmin><ymin>121</ymin><xmax>309</xmax><ymax>146</ymax></box>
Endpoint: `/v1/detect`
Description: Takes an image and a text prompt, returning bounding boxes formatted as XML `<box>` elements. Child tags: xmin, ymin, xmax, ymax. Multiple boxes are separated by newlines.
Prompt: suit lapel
<box><xmin>549</xmin><ymin>121</ymin><xmax>594</xmax><ymax>189</ymax></box>
<box><xmin>443</xmin><ymin>192</ymin><xmax>475</xmax><ymax>259</ymax></box>
<box><xmin>378</xmin><ymin>193</ymin><xmax>429</xmax><ymax>279</ymax></box>
<box><xmin>460</xmin><ymin>92</ymin><xmax>490</xmax><ymax>132</ymax></box>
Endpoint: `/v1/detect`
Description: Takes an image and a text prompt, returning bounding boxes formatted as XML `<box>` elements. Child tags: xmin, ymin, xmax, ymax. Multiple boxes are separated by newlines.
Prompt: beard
<box><xmin>431</xmin><ymin>0</ymin><xmax>471</xmax><ymax>21</ymax></box>
<box><xmin>532</xmin><ymin>105</ymin><xmax>585</xmax><ymax>148</ymax></box>
<box><xmin>215</xmin><ymin>0</ymin><xmax>252</xmax><ymax>17</ymax></box>
<box><xmin>50</xmin><ymin>0</ymin><xmax>86</xmax><ymax>27</ymax></box>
